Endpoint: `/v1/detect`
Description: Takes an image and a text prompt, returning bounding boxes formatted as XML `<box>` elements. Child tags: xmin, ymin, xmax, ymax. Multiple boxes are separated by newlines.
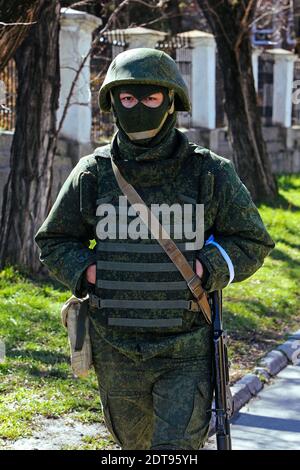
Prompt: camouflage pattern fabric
<box><xmin>35</xmin><ymin>127</ymin><xmax>275</xmax><ymax>449</ymax></box>
<box><xmin>35</xmin><ymin>129</ymin><xmax>275</xmax><ymax>300</ymax></box>
<box><xmin>90</xmin><ymin>320</ymin><xmax>213</xmax><ymax>450</ymax></box>
<box><xmin>92</xmin><ymin>129</ymin><xmax>206</xmax><ymax>341</ymax></box>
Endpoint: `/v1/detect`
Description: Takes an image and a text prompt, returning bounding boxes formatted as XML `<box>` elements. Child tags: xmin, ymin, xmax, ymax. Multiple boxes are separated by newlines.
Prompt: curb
<box><xmin>208</xmin><ymin>327</ymin><xmax>300</xmax><ymax>436</ymax></box>
<box><xmin>232</xmin><ymin>327</ymin><xmax>300</xmax><ymax>412</ymax></box>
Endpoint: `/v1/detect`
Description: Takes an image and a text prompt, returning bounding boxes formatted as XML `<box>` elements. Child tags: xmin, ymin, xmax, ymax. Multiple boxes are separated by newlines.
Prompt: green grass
<box><xmin>0</xmin><ymin>268</ymin><xmax>102</xmax><ymax>443</ymax></box>
<box><xmin>0</xmin><ymin>174</ymin><xmax>299</xmax><ymax>447</ymax></box>
<box><xmin>61</xmin><ymin>434</ymin><xmax>116</xmax><ymax>450</ymax></box>
<box><xmin>223</xmin><ymin>174</ymin><xmax>300</xmax><ymax>380</ymax></box>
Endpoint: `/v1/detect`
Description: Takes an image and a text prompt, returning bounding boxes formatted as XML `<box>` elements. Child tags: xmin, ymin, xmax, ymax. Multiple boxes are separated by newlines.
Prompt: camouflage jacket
<box><xmin>35</xmin><ymin>137</ymin><xmax>275</xmax><ymax>299</ymax></box>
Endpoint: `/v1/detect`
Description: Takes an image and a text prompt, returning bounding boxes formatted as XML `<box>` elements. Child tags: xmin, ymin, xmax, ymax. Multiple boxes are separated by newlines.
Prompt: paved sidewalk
<box><xmin>206</xmin><ymin>364</ymin><xmax>300</xmax><ymax>450</ymax></box>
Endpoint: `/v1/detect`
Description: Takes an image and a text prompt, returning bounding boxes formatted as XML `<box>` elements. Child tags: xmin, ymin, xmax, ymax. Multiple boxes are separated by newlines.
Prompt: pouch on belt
<box><xmin>61</xmin><ymin>295</ymin><xmax>93</xmax><ymax>377</ymax></box>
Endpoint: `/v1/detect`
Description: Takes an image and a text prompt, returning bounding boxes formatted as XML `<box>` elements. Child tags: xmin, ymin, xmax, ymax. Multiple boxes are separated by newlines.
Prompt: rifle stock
<box><xmin>210</xmin><ymin>290</ymin><xmax>233</xmax><ymax>450</ymax></box>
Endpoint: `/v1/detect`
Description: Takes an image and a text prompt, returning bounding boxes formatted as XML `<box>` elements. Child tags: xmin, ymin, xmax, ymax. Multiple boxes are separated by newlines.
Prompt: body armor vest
<box><xmin>91</xmin><ymin>143</ymin><xmax>213</xmax><ymax>335</ymax></box>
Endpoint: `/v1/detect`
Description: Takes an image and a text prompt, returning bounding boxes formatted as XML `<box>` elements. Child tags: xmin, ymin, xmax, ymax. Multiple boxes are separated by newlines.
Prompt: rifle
<box><xmin>210</xmin><ymin>290</ymin><xmax>233</xmax><ymax>450</ymax></box>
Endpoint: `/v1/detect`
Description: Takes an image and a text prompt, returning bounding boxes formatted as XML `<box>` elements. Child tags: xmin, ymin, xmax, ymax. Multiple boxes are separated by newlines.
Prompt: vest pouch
<box><xmin>61</xmin><ymin>295</ymin><xmax>93</xmax><ymax>377</ymax></box>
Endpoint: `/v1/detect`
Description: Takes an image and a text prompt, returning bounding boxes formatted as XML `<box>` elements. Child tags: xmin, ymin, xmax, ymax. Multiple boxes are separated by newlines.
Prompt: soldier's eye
<box><xmin>141</xmin><ymin>92</ymin><xmax>164</xmax><ymax>108</ymax></box>
<box><xmin>119</xmin><ymin>93</ymin><xmax>138</xmax><ymax>108</ymax></box>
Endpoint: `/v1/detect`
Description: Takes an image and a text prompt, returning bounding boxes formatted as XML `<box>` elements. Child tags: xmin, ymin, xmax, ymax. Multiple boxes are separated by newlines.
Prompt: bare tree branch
<box><xmin>0</xmin><ymin>21</ymin><xmax>37</xmax><ymax>26</ymax></box>
<box><xmin>249</xmin><ymin>2</ymin><xmax>292</xmax><ymax>29</ymax></box>
<box><xmin>0</xmin><ymin>0</ymin><xmax>41</xmax><ymax>72</ymax></box>
<box><xmin>67</xmin><ymin>0</ymin><xmax>95</xmax><ymax>8</ymax></box>
<box><xmin>56</xmin><ymin>0</ymin><xmax>177</xmax><ymax>137</ymax></box>
<box><xmin>235</xmin><ymin>0</ymin><xmax>256</xmax><ymax>55</ymax></box>
<box><xmin>201</xmin><ymin>1</ymin><xmax>233</xmax><ymax>47</ymax></box>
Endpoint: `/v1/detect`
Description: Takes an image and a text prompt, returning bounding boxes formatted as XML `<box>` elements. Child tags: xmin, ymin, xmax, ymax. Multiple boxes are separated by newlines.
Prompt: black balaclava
<box><xmin>111</xmin><ymin>84</ymin><xmax>176</xmax><ymax>147</ymax></box>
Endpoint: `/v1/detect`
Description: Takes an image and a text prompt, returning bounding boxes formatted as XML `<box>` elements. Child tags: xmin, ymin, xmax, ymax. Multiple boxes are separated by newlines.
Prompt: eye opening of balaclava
<box><xmin>110</xmin><ymin>84</ymin><xmax>175</xmax><ymax>143</ymax></box>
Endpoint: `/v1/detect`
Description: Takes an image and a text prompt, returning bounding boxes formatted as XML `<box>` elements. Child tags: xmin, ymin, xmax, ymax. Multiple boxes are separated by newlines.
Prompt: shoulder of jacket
<box><xmin>74</xmin><ymin>144</ymin><xmax>111</xmax><ymax>177</ymax></box>
<box><xmin>93</xmin><ymin>144</ymin><xmax>111</xmax><ymax>159</ymax></box>
<box><xmin>189</xmin><ymin>143</ymin><xmax>237</xmax><ymax>179</ymax></box>
<box><xmin>189</xmin><ymin>144</ymin><xmax>243</xmax><ymax>202</ymax></box>
<box><xmin>190</xmin><ymin>143</ymin><xmax>232</xmax><ymax>170</ymax></box>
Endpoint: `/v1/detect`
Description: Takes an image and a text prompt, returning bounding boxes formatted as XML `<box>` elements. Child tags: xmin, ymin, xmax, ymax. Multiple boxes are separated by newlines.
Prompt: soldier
<box><xmin>35</xmin><ymin>48</ymin><xmax>275</xmax><ymax>450</ymax></box>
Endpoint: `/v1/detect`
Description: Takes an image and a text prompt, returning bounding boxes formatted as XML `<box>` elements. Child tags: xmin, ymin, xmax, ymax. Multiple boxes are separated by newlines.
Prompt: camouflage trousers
<box><xmin>90</xmin><ymin>320</ymin><xmax>214</xmax><ymax>450</ymax></box>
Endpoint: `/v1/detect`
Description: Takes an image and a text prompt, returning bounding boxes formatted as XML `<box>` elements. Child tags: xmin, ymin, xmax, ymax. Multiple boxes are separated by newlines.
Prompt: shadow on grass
<box><xmin>277</xmin><ymin>174</ymin><xmax>300</xmax><ymax>191</ymax></box>
<box><xmin>269</xmin><ymin>247</ymin><xmax>300</xmax><ymax>271</ymax></box>
<box><xmin>286</xmin><ymin>225</ymin><xmax>300</xmax><ymax>238</ymax></box>
<box><xmin>28</xmin><ymin>273</ymin><xmax>69</xmax><ymax>293</ymax></box>
<box><xmin>275</xmin><ymin>238</ymin><xmax>300</xmax><ymax>251</ymax></box>
<box><xmin>4</xmin><ymin>348</ymin><xmax>72</xmax><ymax>380</ymax></box>
<box><xmin>9</xmin><ymin>348</ymin><xmax>69</xmax><ymax>365</ymax></box>
<box><xmin>258</xmin><ymin>193</ymin><xmax>300</xmax><ymax>212</ymax></box>
<box><xmin>16</xmin><ymin>363</ymin><xmax>71</xmax><ymax>380</ymax></box>
<box><xmin>3</xmin><ymin>263</ymin><xmax>70</xmax><ymax>293</ymax></box>
<box><xmin>224</xmin><ymin>297</ymin><xmax>289</xmax><ymax>336</ymax></box>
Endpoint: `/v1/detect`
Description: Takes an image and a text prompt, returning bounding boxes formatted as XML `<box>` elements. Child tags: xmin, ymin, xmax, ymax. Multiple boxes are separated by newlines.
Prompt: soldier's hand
<box><xmin>86</xmin><ymin>264</ymin><xmax>96</xmax><ymax>284</ymax></box>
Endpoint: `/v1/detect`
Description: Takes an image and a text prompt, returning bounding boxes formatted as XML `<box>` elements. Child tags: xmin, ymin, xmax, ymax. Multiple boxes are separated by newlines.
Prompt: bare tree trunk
<box><xmin>0</xmin><ymin>0</ymin><xmax>41</xmax><ymax>71</ymax></box>
<box><xmin>199</xmin><ymin>0</ymin><xmax>277</xmax><ymax>201</ymax></box>
<box><xmin>0</xmin><ymin>0</ymin><xmax>60</xmax><ymax>272</ymax></box>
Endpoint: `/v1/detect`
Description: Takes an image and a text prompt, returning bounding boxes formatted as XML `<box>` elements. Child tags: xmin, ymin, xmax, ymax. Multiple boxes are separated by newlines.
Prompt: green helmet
<box><xmin>99</xmin><ymin>48</ymin><xmax>191</xmax><ymax>113</ymax></box>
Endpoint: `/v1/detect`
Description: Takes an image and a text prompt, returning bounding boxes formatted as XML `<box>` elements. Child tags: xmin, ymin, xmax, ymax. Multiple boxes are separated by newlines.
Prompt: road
<box><xmin>205</xmin><ymin>364</ymin><xmax>300</xmax><ymax>450</ymax></box>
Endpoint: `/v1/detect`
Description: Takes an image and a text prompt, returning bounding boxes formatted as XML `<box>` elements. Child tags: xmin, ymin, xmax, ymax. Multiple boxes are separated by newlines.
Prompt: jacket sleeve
<box><xmin>197</xmin><ymin>158</ymin><xmax>275</xmax><ymax>292</ymax></box>
<box><xmin>35</xmin><ymin>156</ymin><xmax>97</xmax><ymax>298</ymax></box>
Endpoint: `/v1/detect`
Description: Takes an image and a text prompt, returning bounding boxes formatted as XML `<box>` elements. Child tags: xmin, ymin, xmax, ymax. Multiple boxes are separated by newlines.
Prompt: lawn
<box><xmin>0</xmin><ymin>174</ymin><xmax>299</xmax><ymax>448</ymax></box>
<box><xmin>224</xmin><ymin>174</ymin><xmax>300</xmax><ymax>381</ymax></box>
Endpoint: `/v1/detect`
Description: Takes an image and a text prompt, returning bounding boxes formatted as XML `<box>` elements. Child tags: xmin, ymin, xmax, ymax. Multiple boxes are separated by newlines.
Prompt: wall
<box><xmin>184</xmin><ymin>125</ymin><xmax>300</xmax><ymax>174</ymax></box>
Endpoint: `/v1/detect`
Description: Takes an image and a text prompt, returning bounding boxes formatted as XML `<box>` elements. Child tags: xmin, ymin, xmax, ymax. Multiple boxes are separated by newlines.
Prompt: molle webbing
<box><xmin>111</xmin><ymin>159</ymin><xmax>211</xmax><ymax>324</ymax></box>
<box><xmin>96</xmin><ymin>241</ymin><xmax>199</xmax><ymax>253</ymax></box>
<box><xmin>97</xmin><ymin>280</ymin><xmax>187</xmax><ymax>291</ymax></box>
<box><xmin>97</xmin><ymin>260</ymin><xmax>193</xmax><ymax>272</ymax></box>
<box><xmin>94</xmin><ymin>147</ymin><xmax>207</xmax><ymax>330</ymax></box>
<box><xmin>107</xmin><ymin>318</ymin><xmax>182</xmax><ymax>328</ymax></box>
<box><xmin>89</xmin><ymin>294</ymin><xmax>201</xmax><ymax>312</ymax></box>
